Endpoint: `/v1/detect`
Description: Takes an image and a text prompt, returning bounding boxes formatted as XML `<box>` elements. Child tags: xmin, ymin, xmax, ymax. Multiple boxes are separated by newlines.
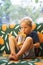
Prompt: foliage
<box><xmin>0</xmin><ymin>0</ymin><xmax>41</xmax><ymax>24</ymax></box>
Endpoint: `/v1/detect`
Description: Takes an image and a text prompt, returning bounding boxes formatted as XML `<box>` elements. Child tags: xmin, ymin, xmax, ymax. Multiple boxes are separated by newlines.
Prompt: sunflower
<box><xmin>9</xmin><ymin>24</ymin><xmax>15</xmax><ymax>29</ymax></box>
<box><xmin>37</xmin><ymin>32</ymin><xmax>43</xmax><ymax>43</ymax></box>
<box><xmin>0</xmin><ymin>37</ymin><xmax>4</xmax><ymax>45</ymax></box>
<box><xmin>2</xmin><ymin>24</ymin><xmax>7</xmax><ymax>31</ymax></box>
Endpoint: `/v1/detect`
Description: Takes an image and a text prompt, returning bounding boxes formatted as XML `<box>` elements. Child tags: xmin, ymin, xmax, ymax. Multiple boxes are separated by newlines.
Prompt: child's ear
<box><xmin>32</xmin><ymin>23</ymin><xmax>36</xmax><ymax>31</ymax></box>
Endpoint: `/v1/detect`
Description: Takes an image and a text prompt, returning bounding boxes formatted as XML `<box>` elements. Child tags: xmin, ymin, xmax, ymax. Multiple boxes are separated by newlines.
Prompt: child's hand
<box><xmin>19</xmin><ymin>45</ymin><xmax>23</xmax><ymax>49</ymax></box>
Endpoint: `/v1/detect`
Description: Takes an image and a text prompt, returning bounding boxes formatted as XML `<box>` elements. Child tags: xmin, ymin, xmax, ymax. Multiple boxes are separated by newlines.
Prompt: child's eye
<box><xmin>21</xmin><ymin>27</ymin><xmax>27</xmax><ymax>29</ymax></box>
<box><xmin>24</xmin><ymin>27</ymin><xmax>27</xmax><ymax>28</ymax></box>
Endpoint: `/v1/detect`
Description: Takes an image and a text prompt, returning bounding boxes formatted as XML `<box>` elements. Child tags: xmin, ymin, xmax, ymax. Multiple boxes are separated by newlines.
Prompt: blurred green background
<box><xmin>0</xmin><ymin>0</ymin><xmax>43</xmax><ymax>25</ymax></box>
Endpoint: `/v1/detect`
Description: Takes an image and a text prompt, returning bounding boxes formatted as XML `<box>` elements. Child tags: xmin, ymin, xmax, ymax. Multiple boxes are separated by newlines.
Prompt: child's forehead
<box><xmin>20</xmin><ymin>21</ymin><xmax>28</xmax><ymax>26</ymax></box>
<box><xmin>20</xmin><ymin>20</ymin><xmax>31</xmax><ymax>25</ymax></box>
<box><xmin>20</xmin><ymin>22</ymin><xmax>30</xmax><ymax>28</ymax></box>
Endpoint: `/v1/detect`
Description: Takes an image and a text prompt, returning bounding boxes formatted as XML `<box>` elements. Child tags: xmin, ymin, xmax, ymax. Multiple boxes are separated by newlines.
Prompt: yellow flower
<box><xmin>0</xmin><ymin>37</ymin><xmax>4</xmax><ymax>45</ymax></box>
<box><xmin>9</xmin><ymin>24</ymin><xmax>15</xmax><ymax>29</ymax></box>
<box><xmin>37</xmin><ymin>32</ymin><xmax>43</xmax><ymax>43</ymax></box>
<box><xmin>2</xmin><ymin>24</ymin><xmax>7</xmax><ymax>31</ymax></box>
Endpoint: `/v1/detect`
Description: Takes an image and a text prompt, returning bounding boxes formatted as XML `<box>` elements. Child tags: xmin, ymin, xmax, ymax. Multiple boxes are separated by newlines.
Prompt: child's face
<box><xmin>20</xmin><ymin>22</ymin><xmax>32</xmax><ymax>35</ymax></box>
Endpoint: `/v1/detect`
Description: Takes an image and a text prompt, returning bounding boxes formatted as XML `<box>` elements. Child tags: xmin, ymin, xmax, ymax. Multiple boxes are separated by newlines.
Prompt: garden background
<box><xmin>0</xmin><ymin>0</ymin><xmax>43</xmax><ymax>25</ymax></box>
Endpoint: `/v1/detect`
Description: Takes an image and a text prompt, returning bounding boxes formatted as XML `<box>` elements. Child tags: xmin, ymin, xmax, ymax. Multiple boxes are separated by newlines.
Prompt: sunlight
<box><xmin>10</xmin><ymin>0</ymin><xmax>41</xmax><ymax>8</ymax></box>
<box><xmin>10</xmin><ymin>0</ymin><xmax>35</xmax><ymax>6</ymax></box>
<box><xmin>10</xmin><ymin>0</ymin><xmax>21</xmax><ymax>5</ymax></box>
<box><xmin>10</xmin><ymin>0</ymin><xmax>43</xmax><ymax>6</ymax></box>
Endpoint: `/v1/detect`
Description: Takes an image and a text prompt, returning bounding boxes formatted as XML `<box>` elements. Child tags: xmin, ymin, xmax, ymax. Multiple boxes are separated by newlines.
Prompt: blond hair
<box><xmin>20</xmin><ymin>17</ymin><xmax>32</xmax><ymax>27</ymax></box>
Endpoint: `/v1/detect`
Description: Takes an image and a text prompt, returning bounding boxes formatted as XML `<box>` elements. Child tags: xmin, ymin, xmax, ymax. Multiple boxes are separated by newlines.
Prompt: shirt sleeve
<box><xmin>32</xmin><ymin>31</ymin><xmax>39</xmax><ymax>43</ymax></box>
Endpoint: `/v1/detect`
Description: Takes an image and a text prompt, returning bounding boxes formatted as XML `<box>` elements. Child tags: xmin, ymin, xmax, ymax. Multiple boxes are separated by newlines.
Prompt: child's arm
<box><xmin>34</xmin><ymin>42</ymin><xmax>40</xmax><ymax>48</ymax></box>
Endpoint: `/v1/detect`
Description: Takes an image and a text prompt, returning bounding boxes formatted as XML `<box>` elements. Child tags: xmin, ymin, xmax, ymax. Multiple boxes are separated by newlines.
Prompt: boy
<box><xmin>9</xmin><ymin>17</ymin><xmax>40</xmax><ymax>60</ymax></box>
